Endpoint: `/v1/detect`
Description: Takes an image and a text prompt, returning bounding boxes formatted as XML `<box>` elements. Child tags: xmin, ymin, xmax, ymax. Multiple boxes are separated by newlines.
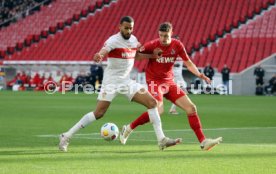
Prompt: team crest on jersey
<box><xmin>171</xmin><ymin>49</ymin><xmax>175</xmax><ymax>55</ymax></box>
<box><xmin>127</xmin><ymin>45</ymin><xmax>132</xmax><ymax>50</ymax></box>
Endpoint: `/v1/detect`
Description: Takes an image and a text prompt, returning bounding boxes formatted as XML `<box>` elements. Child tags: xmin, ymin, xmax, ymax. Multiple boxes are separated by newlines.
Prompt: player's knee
<box><xmin>187</xmin><ymin>104</ymin><xmax>197</xmax><ymax>114</ymax></box>
<box><xmin>147</xmin><ymin>98</ymin><xmax>158</xmax><ymax>109</ymax></box>
<box><xmin>94</xmin><ymin>111</ymin><xmax>105</xmax><ymax>119</ymax></box>
<box><xmin>158</xmin><ymin>107</ymin><xmax>164</xmax><ymax>115</ymax></box>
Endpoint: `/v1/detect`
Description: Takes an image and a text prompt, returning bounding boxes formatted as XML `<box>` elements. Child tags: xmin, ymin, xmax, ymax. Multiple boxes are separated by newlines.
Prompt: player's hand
<box><xmin>199</xmin><ymin>73</ymin><xmax>211</xmax><ymax>84</ymax></box>
<box><xmin>137</xmin><ymin>43</ymin><xmax>142</xmax><ymax>51</ymax></box>
<box><xmin>93</xmin><ymin>53</ymin><xmax>103</xmax><ymax>63</ymax></box>
<box><xmin>153</xmin><ymin>48</ymin><xmax>163</xmax><ymax>58</ymax></box>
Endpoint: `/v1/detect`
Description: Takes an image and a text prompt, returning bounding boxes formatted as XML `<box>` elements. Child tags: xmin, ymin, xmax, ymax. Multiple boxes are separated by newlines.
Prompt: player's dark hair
<box><xmin>159</xmin><ymin>22</ymin><xmax>173</xmax><ymax>32</ymax></box>
<box><xmin>120</xmin><ymin>16</ymin><xmax>134</xmax><ymax>24</ymax></box>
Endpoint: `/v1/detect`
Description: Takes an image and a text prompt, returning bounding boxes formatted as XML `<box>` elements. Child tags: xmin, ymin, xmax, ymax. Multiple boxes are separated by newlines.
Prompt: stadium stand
<box><xmin>0</xmin><ymin>0</ymin><xmax>275</xmax><ymax>74</ymax></box>
<box><xmin>193</xmin><ymin>6</ymin><xmax>276</xmax><ymax>72</ymax></box>
<box><xmin>0</xmin><ymin>0</ymin><xmax>104</xmax><ymax>57</ymax></box>
<box><xmin>0</xmin><ymin>0</ymin><xmax>53</xmax><ymax>27</ymax></box>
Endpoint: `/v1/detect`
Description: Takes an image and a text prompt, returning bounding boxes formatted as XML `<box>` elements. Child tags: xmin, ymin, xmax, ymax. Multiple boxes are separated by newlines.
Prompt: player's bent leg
<box><xmin>59</xmin><ymin>100</ymin><xmax>111</xmax><ymax>152</ymax></box>
<box><xmin>157</xmin><ymin>101</ymin><xmax>164</xmax><ymax>115</ymax></box>
<box><xmin>130</xmin><ymin>89</ymin><xmax>181</xmax><ymax>149</ymax></box>
<box><xmin>93</xmin><ymin>100</ymin><xmax>111</xmax><ymax>119</ymax></box>
<box><xmin>174</xmin><ymin>95</ymin><xmax>197</xmax><ymax>114</ymax></box>
<box><xmin>121</xmin><ymin>101</ymin><xmax>164</xmax><ymax>145</ymax></box>
<box><xmin>175</xmin><ymin>95</ymin><xmax>222</xmax><ymax>150</ymax></box>
<box><xmin>120</xmin><ymin>89</ymin><xmax>158</xmax><ymax>145</ymax></box>
<box><xmin>131</xmin><ymin>88</ymin><xmax>157</xmax><ymax>109</ymax></box>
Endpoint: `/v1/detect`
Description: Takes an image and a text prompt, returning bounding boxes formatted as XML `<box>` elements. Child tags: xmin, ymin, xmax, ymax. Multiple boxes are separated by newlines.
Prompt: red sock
<box><xmin>188</xmin><ymin>113</ymin><xmax>206</xmax><ymax>143</ymax></box>
<box><xmin>130</xmin><ymin>112</ymin><xmax>150</xmax><ymax>129</ymax></box>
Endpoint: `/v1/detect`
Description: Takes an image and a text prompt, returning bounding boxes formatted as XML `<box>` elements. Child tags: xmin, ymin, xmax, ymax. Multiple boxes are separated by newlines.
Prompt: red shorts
<box><xmin>147</xmin><ymin>80</ymin><xmax>186</xmax><ymax>103</ymax></box>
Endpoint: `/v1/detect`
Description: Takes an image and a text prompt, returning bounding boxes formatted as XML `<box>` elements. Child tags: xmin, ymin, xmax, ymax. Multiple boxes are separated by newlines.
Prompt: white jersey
<box><xmin>97</xmin><ymin>33</ymin><xmax>144</xmax><ymax>102</ymax></box>
<box><xmin>173</xmin><ymin>57</ymin><xmax>184</xmax><ymax>80</ymax></box>
<box><xmin>102</xmin><ymin>32</ymin><xmax>139</xmax><ymax>85</ymax></box>
<box><xmin>173</xmin><ymin>57</ymin><xmax>187</xmax><ymax>88</ymax></box>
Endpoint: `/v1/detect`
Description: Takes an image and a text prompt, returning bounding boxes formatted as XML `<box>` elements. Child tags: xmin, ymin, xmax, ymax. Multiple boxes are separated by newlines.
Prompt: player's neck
<box><xmin>160</xmin><ymin>42</ymin><xmax>171</xmax><ymax>47</ymax></box>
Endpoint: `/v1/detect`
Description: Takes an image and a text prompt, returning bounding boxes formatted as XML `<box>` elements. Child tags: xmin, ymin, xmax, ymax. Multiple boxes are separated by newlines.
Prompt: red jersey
<box><xmin>141</xmin><ymin>38</ymin><xmax>190</xmax><ymax>82</ymax></box>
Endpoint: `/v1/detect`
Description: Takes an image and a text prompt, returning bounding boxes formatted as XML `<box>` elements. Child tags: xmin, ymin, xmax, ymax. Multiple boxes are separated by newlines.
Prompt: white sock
<box><xmin>170</xmin><ymin>104</ymin><xmax>176</xmax><ymax>111</ymax></box>
<box><xmin>64</xmin><ymin>112</ymin><xmax>96</xmax><ymax>138</ymax></box>
<box><xmin>147</xmin><ymin>108</ymin><xmax>165</xmax><ymax>142</ymax></box>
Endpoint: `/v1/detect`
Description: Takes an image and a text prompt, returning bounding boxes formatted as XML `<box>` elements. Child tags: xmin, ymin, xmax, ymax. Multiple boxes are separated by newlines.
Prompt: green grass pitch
<box><xmin>0</xmin><ymin>91</ymin><xmax>276</xmax><ymax>174</ymax></box>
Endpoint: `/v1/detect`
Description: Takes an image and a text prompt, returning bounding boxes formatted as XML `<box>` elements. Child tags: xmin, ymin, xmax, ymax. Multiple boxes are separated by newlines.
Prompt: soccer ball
<box><xmin>100</xmin><ymin>123</ymin><xmax>119</xmax><ymax>141</ymax></box>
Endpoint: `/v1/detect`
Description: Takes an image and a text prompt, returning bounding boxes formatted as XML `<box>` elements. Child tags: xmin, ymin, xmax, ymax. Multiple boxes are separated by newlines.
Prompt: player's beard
<box><xmin>121</xmin><ymin>32</ymin><xmax>131</xmax><ymax>40</ymax></box>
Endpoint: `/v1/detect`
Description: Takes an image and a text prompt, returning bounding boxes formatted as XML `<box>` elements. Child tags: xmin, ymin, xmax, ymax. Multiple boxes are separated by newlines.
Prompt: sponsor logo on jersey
<box><xmin>122</xmin><ymin>51</ymin><xmax>136</xmax><ymax>58</ymax></box>
<box><xmin>156</xmin><ymin>57</ymin><xmax>175</xmax><ymax>63</ymax></box>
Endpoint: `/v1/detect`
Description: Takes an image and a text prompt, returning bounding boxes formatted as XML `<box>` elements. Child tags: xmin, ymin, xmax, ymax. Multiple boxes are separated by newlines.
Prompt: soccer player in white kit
<box><xmin>169</xmin><ymin>56</ymin><xmax>187</xmax><ymax>115</ymax></box>
<box><xmin>169</xmin><ymin>36</ymin><xmax>187</xmax><ymax>115</ymax></box>
<box><xmin>59</xmin><ymin>16</ymin><xmax>181</xmax><ymax>152</ymax></box>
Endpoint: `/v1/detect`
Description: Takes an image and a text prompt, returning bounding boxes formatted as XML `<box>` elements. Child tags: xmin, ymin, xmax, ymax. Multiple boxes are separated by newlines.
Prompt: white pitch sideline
<box><xmin>36</xmin><ymin>126</ymin><xmax>276</xmax><ymax>138</ymax></box>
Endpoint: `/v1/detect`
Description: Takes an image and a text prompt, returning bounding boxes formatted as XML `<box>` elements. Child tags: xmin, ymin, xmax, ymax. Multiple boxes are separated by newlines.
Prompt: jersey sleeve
<box><xmin>102</xmin><ymin>37</ymin><xmax>116</xmax><ymax>52</ymax></box>
<box><xmin>139</xmin><ymin>41</ymin><xmax>155</xmax><ymax>54</ymax></box>
<box><xmin>133</xmin><ymin>36</ymin><xmax>140</xmax><ymax>48</ymax></box>
<box><xmin>177</xmin><ymin>41</ymin><xmax>190</xmax><ymax>61</ymax></box>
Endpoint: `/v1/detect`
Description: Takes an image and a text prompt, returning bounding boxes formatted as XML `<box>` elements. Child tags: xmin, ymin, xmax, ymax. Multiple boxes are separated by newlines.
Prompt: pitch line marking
<box><xmin>36</xmin><ymin>126</ymin><xmax>276</xmax><ymax>138</ymax></box>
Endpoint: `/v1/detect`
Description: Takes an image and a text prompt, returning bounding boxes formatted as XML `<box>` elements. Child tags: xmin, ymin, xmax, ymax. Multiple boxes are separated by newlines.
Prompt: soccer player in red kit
<box><xmin>120</xmin><ymin>22</ymin><xmax>222</xmax><ymax>151</ymax></box>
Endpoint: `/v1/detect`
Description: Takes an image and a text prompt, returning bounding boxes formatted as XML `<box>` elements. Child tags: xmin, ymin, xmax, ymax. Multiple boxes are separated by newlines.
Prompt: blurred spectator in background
<box><xmin>34</xmin><ymin>73</ymin><xmax>45</xmax><ymax>91</ymax></box>
<box><xmin>221</xmin><ymin>64</ymin><xmax>231</xmax><ymax>94</ymax></box>
<box><xmin>90</xmin><ymin>64</ymin><xmax>103</xmax><ymax>90</ymax></box>
<box><xmin>254</xmin><ymin>65</ymin><xmax>265</xmax><ymax>85</ymax></box>
<box><xmin>203</xmin><ymin>63</ymin><xmax>215</xmax><ymax>80</ymax></box>
<box><xmin>0</xmin><ymin>0</ymin><xmax>52</xmax><ymax>27</ymax></box>
<box><xmin>73</xmin><ymin>73</ymin><xmax>86</xmax><ymax>91</ymax></box>
<box><xmin>66</xmin><ymin>73</ymin><xmax>74</xmax><ymax>83</ymax></box>
<box><xmin>47</xmin><ymin>73</ymin><xmax>53</xmax><ymax>82</ymax></box>
<box><xmin>20</xmin><ymin>71</ymin><xmax>28</xmax><ymax>85</ymax></box>
<box><xmin>30</xmin><ymin>72</ymin><xmax>40</xmax><ymax>87</ymax></box>
<box><xmin>264</xmin><ymin>74</ymin><xmax>276</xmax><ymax>95</ymax></box>
<box><xmin>6</xmin><ymin>72</ymin><xmax>28</xmax><ymax>91</ymax></box>
<box><xmin>53</xmin><ymin>71</ymin><xmax>62</xmax><ymax>84</ymax></box>
<box><xmin>7</xmin><ymin>72</ymin><xmax>21</xmax><ymax>88</ymax></box>
<box><xmin>255</xmin><ymin>84</ymin><xmax>264</xmax><ymax>96</ymax></box>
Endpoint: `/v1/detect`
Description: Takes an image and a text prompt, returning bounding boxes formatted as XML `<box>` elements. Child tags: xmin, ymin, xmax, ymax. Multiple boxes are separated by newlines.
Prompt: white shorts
<box><xmin>174</xmin><ymin>75</ymin><xmax>187</xmax><ymax>89</ymax></box>
<box><xmin>97</xmin><ymin>81</ymin><xmax>144</xmax><ymax>102</ymax></box>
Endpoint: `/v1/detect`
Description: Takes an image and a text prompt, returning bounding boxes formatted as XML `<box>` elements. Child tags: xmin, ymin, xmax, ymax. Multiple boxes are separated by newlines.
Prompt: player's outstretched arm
<box><xmin>184</xmin><ymin>59</ymin><xmax>211</xmax><ymax>84</ymax></box>
<box><xmin>93</xmin><ymin>49</ymin><xmax>109</xmax><ymax>63</ymax></box>
<box><xmin>135</xmin><ymin>48</ymin><xmax>162</xmax><ymax>60</ymax></box>
<box><xmin>135</xmin><ymin>52</ymin><xmax>159</xmax><ymax>60</ymax></box>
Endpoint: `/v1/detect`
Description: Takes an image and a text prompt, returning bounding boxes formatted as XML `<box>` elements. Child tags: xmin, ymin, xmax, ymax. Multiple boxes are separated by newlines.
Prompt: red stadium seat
<box><xmin>81</xmin><ymin>9</ymin><xmax>88</xmax><ymax>17</ymax></box>
<box><xmin>49</xmin><ymin>26</ymin><xmax>57</xmax><ymax>34</ymax></box>
<box><xmin>0</xmin><ymin>50</ymin><xmax>6</xmax><ymax>58</ymax></box>
<box><xmin>57</xmin><ymin>22</ymin><xmax>65</xmax><ymax>30</ymax></box>
<box><xmin>41</xmin><ymin>30</ymin><xmax>48</xmax><ymax>38</ymax></box>
<box><xmin>88</xmin><ymin>5</ymin><xmax>96</xmax><ymax>12</ymax></box>
<box><xmin>16</xmin><ymin>42</ymin><xmax>24</xmax><ymax>50</ymax></box>
<box><xmin>7</xmin><ymin>46</ymin><xmax>15</xmax><ymax>54</ymax></box>
<box><xmin>33</xmin><ymin>34</ymin><xmax>40</xmax><ymax>42</ymax></box>
<box><xmin>73</xmin><ymin>14</ymin><xmax>80</xmax><ymax>21</ymax></box>
<box><xmin>65</xmin><ymin>18</ymin><xmax>73</xmax><ymax>26</ymax></box>
<box><xmin>96</xmin><ymin>1</ymin><xmax>103</xmax><ymax>8</ymax></box>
